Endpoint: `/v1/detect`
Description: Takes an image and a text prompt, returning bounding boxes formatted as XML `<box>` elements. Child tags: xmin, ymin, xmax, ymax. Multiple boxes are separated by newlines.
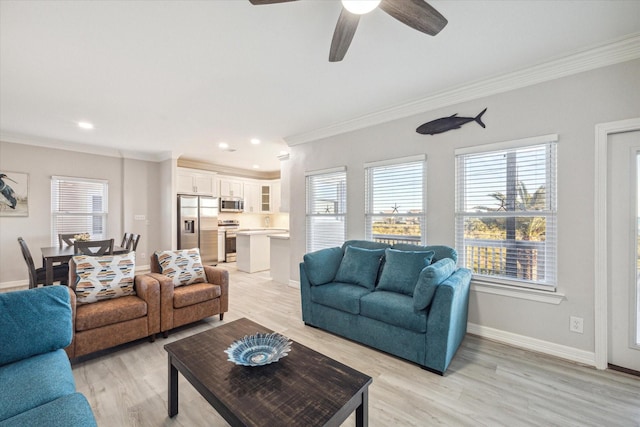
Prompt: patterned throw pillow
<box><xmin>73</xmin><ymin>252</ymin><xmax>136</xmax><ymax>304</ymax></box>
<box><xmin>155</xmin><ymin>248</ymin><xmax>206</xmax><ymax>287</ymax></box>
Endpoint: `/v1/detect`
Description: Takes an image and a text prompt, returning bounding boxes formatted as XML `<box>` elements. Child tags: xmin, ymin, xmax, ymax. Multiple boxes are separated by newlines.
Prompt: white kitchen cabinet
<box><xmin>243</xmin><ymin>182</ymin><xmax>260</xmax><ymax>213</ymax></box>
<box><xmin>219</xmin><ymin>178</ymin><xmax>243</xmax><ymax>197</ymax></box>
<box><xmin>260</xmin><ymin>184</ymin><xmax>271</xmax><ymax>213</ymax></box>
<box><xmin>177</xmin><ymin>168</ymin><xmax>217</xmax><ymax>195</ymax></box>
<box><xmin>218</xmin><ymin>230</ymin><xmax>225</xmax><ymax>262</ymax></box>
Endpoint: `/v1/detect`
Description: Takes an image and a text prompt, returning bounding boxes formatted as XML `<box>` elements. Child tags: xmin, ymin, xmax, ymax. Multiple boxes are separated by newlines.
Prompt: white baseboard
<box><xmin>467</xmin><ymin>323</ymin><xmax>597</xmax><ymax>367</ymax></box>
<box><xmin>288</xmin><ymin>279</ymin><xmax>300</xmax><ymax>289</ymax></box>
<box><xmin>0</xmin><ymin>280</ymin><xmax>28</xmax><ymax>292</ymax></box>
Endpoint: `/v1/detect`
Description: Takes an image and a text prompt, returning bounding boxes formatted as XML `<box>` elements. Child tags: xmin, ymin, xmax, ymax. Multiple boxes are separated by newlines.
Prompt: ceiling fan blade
<box><xmin>379</xmin><ymin>0</ymin><xmax>447</xmax><ymax>36</ymax></box>
<box><xmin>248</xmin><ymin>0</ymin><xmax>297</xmax><ymax>5</ymax></box>
<box><xmin>329</xmin><ymin>8</ymin><xmax>360</xmax><ymax>62</ymax></box>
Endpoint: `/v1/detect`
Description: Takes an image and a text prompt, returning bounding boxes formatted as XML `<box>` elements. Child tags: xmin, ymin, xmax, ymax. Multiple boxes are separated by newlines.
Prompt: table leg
<box><xmin>45</xmin><ymin>258</ymin><xmax>53</xmax><ymax>286</ymax></box>
<box><xmin>355</xmin><ymin>387</ymin><xmax>369</xmax><ymax>427</ymax></box>
<box><xmin>168</xmin><ymin>356</ymin><xmax>178</xmax><ymax>417</ymax></box>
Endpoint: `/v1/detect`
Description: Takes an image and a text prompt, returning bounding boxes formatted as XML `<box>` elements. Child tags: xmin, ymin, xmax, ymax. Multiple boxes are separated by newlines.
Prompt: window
<box><xmin>365</xmin><ymin>155</ymin><xmax>426</xmax><ymax>245</ymax></box>
<box><xmin>306</xmin><ymin>167</ymin><xmax>347</xmax><ymax>252</ymax></box>
<box><xmin>51</xmin><ymin>176</ymin><xmax>108</xmax><ymax>245</ymax></box>
<box><xmin>455</xmin><ymin>135</ymin><xmax>557</xmax><ymax>289</ymax></box>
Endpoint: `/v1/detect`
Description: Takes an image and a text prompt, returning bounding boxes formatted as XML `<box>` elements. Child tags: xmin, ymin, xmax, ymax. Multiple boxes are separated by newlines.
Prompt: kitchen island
<box><xmin>236</xmin><ymin>229</ymin><xmax>287</xmax><ymax>273</ymax></box>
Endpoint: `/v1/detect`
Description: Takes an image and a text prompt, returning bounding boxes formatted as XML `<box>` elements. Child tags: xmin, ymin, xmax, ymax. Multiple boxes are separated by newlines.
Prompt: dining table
<box><xmin>40</xmin><ymin>244</ymin><xmax>129</xmax><ymax>285</ymax></box>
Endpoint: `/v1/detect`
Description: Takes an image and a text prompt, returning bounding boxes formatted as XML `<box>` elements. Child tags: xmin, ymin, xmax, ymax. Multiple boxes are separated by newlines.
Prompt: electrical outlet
<box><xmin>570</xmin><ymin>316</ymin><xmax>584</xmax><ymax>333</ymax></box>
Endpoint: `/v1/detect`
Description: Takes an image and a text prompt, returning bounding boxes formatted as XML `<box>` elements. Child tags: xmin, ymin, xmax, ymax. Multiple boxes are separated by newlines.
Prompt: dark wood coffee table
<box><xmin>164</xmin><ymin>317</ymin><xmax>372</xmax><ymax>426</ymax></box>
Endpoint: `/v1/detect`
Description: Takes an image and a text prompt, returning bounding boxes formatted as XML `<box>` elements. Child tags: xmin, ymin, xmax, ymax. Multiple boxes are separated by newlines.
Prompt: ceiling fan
<box><xmin>248</xmin><ymin>0</ymin><xmax>448</xmax><ymax>62</ymax></box>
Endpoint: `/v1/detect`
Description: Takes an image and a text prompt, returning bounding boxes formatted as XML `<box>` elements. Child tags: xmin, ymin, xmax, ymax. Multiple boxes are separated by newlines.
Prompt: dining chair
<box><xmin>120</xmin><ymin>232</ymin><xmax>132</xmax><ymax>249</ymax></box>
<box><xmin>59</xmin><ymin>233</ymin><xmax>83</xmax><ymax>247</ymax></box>
<box><xmin>18</xmin><ymin>237</ymin><xmax>68</xmax><ymax>288</ymax></box>
<box><xmin>74</xmin><ymin>238</ymin><xmax>114</xmax><ymax>256</ymax></box>
<box><xmin>127</xmin><ymin>233</ymin><xmax>141</xmax><ymax>251</ymax></box>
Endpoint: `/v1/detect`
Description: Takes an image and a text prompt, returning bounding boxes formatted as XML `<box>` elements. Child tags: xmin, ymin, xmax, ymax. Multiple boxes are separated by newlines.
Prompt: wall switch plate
<box><xmin>570</xmin><ymin>316</ymin><xmax>584</xmax><ymax>333</ymax></box>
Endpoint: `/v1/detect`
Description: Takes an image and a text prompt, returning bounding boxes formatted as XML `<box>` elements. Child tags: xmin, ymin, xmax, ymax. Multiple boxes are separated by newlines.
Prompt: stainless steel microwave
<box><xmin>220</xmin><ymin>197</ymin><xmax>244</xmax><ymax>212</ymax></box>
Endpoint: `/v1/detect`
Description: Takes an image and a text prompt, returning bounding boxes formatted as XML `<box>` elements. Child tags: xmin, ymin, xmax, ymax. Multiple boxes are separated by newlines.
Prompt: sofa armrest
<box><xmin>299</xmin><ymin>262</ymin><xmax>313</xmax><ymax>323</ymax></box>
<box><xmin>424</xmin><ymin>268</ymin><xmax>472</xmax><ymax>374</ymax></box>
<box><xmin>134</xmin><ymin>274</ymin><xmax>161</xmax><ymax>335</ymax></box>
<box><xmin>65</xmin><ymin>287</ymin><xmax>77</xmax><ymax>359</ymax></box>
<box><xmin>204</xmin><ymin>266</ymin><xmax>229</xmax><ymax>313</ymax></box>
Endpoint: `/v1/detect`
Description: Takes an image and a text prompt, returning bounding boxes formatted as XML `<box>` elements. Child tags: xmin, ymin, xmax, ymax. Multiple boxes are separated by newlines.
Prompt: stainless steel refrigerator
<box><xmin>177</xmin><ymin>195</ymin><xmax>219</xmax><ymax>265</ymax></box>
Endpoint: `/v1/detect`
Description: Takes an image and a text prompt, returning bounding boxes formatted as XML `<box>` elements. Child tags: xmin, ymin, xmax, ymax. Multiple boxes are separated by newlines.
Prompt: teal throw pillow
<box><xmin>391</xmin><ymin>243</ymin><xmax>458</xmax><ymax>263</ymax></box>
<box><xmin>377</xmin><ymin>248</ymin><xmax>435</xmax><ymax>296</ymax></box>
<box><xmin>413</xmin><ymin>258</ymin><xmax>456</xmax><ymax>311</ymax></box>
<box><xmin>303</xmin><ymin>246</ymin><xmax>344</xmax><ymax>286</ymax></box>
<box><xmin>334</xmin><ymin>246</ymin><xmax>386</xmax><ymax>290</ymax></box>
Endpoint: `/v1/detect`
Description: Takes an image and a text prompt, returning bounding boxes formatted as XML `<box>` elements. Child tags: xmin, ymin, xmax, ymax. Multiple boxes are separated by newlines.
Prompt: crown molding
<box><xmin>178</xmin><ymin>157</ymin><xmax>280</xmax><ymax>180</ymax></box>
<box><xmin>0</xmin><ymin>131</ymin><xmax>173</xmax><ymax>162</ymax></box>
<box><xmin>285</xmin><ymin>32</ymin><xmax>640</xmax><ymax>146</ymax></box>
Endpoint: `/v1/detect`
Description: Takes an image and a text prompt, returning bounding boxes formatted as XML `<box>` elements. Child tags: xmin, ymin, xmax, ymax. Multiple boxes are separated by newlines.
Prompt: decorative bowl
<box><xmin>225</xmin><ymin>332</ymin><xmax>292</xmax><ymax>367</ymax></box>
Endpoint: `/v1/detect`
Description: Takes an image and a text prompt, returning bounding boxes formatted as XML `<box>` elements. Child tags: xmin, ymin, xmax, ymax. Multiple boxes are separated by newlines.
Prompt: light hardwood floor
<box><xmin>72</xmin><ymin>265</ymin><xmax>640</xmax><ymax>426</ymax></box>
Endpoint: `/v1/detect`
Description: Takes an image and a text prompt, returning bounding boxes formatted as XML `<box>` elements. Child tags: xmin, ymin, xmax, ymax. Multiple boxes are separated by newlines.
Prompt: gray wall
<box><xmin>288</xmin><ymin>59</ymin><xmax>640</xmax><ymax>354</ymax></box>
<box><xmin>0</xmin><ymin>141</ymin><xmax>164</xmax><ymax>287</ymax></box>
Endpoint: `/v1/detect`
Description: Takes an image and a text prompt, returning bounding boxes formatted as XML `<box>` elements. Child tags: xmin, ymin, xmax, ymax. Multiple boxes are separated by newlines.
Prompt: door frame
<box><xmin>594</xmin><ymin>117</ymin><xmax>640</xmax><ymax>369</ymax></box>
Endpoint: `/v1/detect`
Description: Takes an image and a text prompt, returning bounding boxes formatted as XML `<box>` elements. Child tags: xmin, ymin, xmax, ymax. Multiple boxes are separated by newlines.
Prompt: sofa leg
<box><xmin>149</xmin><ymin>334</ymin><xmax>156</xmax><ymax>343</ymax></box>
<box><xmin>163</xmin><ymin>331</ymin><xmax>169</xmax><ymax>338</ymax></box>
<box><xmin>220</xmin><ymin>313</ymin><xmax>224</xmax><ymax>321</ymax></box>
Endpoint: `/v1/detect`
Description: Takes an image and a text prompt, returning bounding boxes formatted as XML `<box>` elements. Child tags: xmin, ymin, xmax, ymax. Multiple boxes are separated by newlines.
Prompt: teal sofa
<box><xmin>0</xmin><ymin>286</ymin><xmax>97</xmax><ymax>427</ymax></box>
<box><xmin>300</xmin><ymin>240</ymin><xmax>472</xmax><ymax>374</ymax></box>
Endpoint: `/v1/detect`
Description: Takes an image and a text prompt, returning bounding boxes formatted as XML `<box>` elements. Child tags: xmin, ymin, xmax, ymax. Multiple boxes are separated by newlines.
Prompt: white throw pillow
<box><xmin>73</xmin><ymin>252</ymin><xmax>136</xmax><ymax>304</ymax></box>
<box><xmin>155</xmin><ymin>248</ymin><xmax>207</xmax><ymax>287</ymax></box>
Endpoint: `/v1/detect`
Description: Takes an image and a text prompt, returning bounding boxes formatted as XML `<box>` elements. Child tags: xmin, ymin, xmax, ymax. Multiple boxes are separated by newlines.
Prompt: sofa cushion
<box><xmin>334</xmin><ymin>246</ymin><xmax>386</xmax><ymax>290</ymax></box>
<box><xmin>173</xmin><ymin>282</ymin><xmax>221</xmax><ymax>309</ymax></box>
<box><xmin>0</xmin><ymin>350</ymin><xmax>76</xmax><ymax>422</ymax></box>
<box><xmin>310</xmin><ymin>282</ymin><xmax>372</xmax><ymax>314</ymax></box>
<box><xmin>155</xmin><ymin>248</ymin><xmax>206</xmax><ymax>287</ymax></box>
<box><xmin>392</xmin><ymin>243</ymin><xmax>457</xmax><ymax>263</ymax></box>
<box><xmin>75</xmin><ymin>295</ymin><xmax>147</xmax><ymax>332</ymax></box>
<box><xmin>377</xmin><ymin>248</ymin><xmax>435</xmax><ymax>295</ymax></box>
<box><xmin>0</xmin><ymin>286</ymin><xmax>72</xmax><ymax>366</ymax></box>
<box><xmin>303</xmin><ymin>246</ymin><xmax>344</xmax><ymax>286</ymax></box>
<box><xmin>413</xmin><ymin>258</ymin><xmax>457</xmax><ymax>311</ymax></box>
<box><xmin>73</xmin><ymin>252</ymin><xmax>136</xmax><ymax>304</ymax></box>
<box><xmin>360</xmin><ymin>291</ymin><xmax>427</xmax><ymax>333</ymax></box>
<box><xmin>0</xmin><ymin>393</ymin><xmax>97</xmax><ymax>427</ymax></box>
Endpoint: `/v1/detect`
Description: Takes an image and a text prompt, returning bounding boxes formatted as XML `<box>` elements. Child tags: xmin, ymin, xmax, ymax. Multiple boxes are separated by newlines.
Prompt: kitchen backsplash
<box><xmin>218</xmin><ymin>212</ymin><xmax>289</xmax><ymax>230</ymax></box>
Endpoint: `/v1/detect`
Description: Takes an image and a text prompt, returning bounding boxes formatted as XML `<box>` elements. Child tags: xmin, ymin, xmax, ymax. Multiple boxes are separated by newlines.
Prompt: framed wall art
<box><xmin>0</xmin><ymin>171</ymin><xmax>29</xmax><ymax>217</ymax></box>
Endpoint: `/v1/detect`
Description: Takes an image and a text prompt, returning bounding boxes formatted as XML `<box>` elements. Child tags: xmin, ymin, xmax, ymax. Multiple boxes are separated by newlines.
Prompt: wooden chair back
<box><xmin>59</xmin><ymin>233</ymin><xmax>83</xmax><ymax>247</ymax></box>
<box><xmin>74</xmin><ymin>238</ymin><xmax>114</xmax><ymax>256</ymax></box>
<box><xmin>127</xmin><ymin>233</ymin><xmax>141</xmax><ymax>251</ymax></box>
<box><xmin>17</xmin><ymin>237</ymin><xmax>38</xmax><ymax>289</ymax></box>
<box><xmin>120</xmin><ymin>232</ymin><xmax>132</xmax><ymax>248</ymax></box>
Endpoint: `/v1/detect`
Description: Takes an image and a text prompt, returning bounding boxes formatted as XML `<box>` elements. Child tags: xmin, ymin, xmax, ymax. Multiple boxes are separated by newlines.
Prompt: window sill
<box><xmin>471</xmin><ymin>280</ymin><xmax>565</xmax><ymax>305</ymax></box>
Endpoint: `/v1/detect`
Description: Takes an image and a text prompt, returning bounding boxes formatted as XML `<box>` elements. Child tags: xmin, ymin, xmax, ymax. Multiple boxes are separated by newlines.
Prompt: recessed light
<box><xmin>279</xmin><ymin>150</ymin><xmax>289</xmax><ymax>156</ymax></box>
<box><xmin>252</xmin><ymin>164</ymin><xmax>260</xmax><ymax>169</ymax></box>
<box><xmin>77</xmin><ymin>121</ymin><xmax>94</xmax><ymax>130</ymax></box>
<box><xmin>250</xmin><ymin>138</ymin><xmax>261</xmax><ymax>145</ymax></box>
<box><xmin>219</xmin><ymin>142</ymin><xmax>229</xmax><ymax>149</ymax></box>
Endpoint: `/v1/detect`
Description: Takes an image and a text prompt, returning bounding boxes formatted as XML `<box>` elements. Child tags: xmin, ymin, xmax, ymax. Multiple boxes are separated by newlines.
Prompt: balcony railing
<box><xmin>372</xmin><ymin>234</ymin><xmax>421</xmax><ymax>245</ymax></box>
<box><xmin>464</xmin><ymin>238</ymin><xmax>547</xmax><ymax>281</ymax></box>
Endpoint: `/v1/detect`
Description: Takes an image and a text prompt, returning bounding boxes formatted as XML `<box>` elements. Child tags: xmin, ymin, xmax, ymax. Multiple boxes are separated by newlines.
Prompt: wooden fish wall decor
<box><xmin>416</xmin><ymin>108</ymin><xmax>487</xmax><ymax>135</ymax></box>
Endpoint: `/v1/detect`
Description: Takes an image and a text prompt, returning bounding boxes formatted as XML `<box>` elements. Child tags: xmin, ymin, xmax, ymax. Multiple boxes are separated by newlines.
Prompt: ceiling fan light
<box><xmin>341</xmin><ymin>0</ymin><xmax>381</xmax><ymax>15</ymax></box>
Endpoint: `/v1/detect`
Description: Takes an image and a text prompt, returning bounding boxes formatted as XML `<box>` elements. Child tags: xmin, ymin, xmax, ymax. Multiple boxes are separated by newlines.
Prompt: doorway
<box><xmin>607</xmin><ymin>130</ymin><xmax>640</xmax><ymax>372</ymax></box>
<box><xmin>594</xmin><ymin>118</ymin><xmax>640</xmax><ymax>371</ymax></box>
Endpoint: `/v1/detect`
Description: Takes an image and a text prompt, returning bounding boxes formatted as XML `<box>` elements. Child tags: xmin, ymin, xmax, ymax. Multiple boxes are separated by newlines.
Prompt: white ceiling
<box><xmin>1</xmin><ymin>0</ymin><xmax>639</xmax><ymax>172</ymax></box>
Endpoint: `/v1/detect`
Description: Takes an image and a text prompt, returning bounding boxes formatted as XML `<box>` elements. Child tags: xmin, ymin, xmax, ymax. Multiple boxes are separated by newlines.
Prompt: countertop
<box><xmin>268</xmin><ymin>233</ymin><xmax>289</xmax><ymax>240</ymax></box>
<box><xmin>236</xmin><ymin>228</ymin><xmax>288</xmax><ymax>236</ymax></box>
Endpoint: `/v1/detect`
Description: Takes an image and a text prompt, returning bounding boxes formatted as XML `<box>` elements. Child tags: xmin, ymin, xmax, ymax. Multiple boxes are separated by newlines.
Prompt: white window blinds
<box><xmin>364</xmin><ymin>156</ymin><xmax>426</xmax><ymax>245</ymax></box>
<box><xmin>455</xmin><ymin>136</ymin><xmax>557</xmax><ymax>289</ymax></box>
<box><xmin>306</xmin><ymin>168</ymin><xmax>347</xmax><ymax>252</ymax></box>
<box><xmin>51</xmin><ymin>176</ymin><xmax>108</xmax><ymax>245</ymax></box>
